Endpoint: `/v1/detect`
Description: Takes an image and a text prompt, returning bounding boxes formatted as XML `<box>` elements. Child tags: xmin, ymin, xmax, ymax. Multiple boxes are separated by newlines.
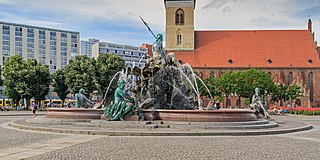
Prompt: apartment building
<box><xmin>92</xmin><ymin>40</ymin><xmax>148</xmax><ymax>68</ymax></box>
<box><xmin>80</xmin><ymin>38</ymin><xmax>99</xmax><ymax>57</ymax></box>
<box><xmin>0</xmin><ymin>21</ymin><xmax>80</xmax><ymax>73</ymax></box>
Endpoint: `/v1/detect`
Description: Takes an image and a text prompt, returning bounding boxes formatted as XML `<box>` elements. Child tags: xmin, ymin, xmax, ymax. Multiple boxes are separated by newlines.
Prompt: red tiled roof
<box><xmin>173</xmin><ymin>30</ymin><xmax>320</xmax><ymax>68</ymax></box>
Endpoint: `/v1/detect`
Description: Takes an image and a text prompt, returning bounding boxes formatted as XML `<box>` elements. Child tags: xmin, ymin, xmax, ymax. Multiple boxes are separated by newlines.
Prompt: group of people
<box><xmin>0</xmin><ymin>105</ymin><xmax>11</xmax><ymax>111</ymax></box>
<box><xmin>0</xmin><ymin>104</ymin><xmax>27</xmax><ymax>111</ymax></box>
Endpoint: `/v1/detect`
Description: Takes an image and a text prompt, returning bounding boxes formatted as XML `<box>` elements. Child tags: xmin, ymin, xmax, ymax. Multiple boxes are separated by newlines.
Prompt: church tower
<box><xmin>164</xmin><ymin>0</ymin><xmax>195</xmax><ymax>51</ymax></box>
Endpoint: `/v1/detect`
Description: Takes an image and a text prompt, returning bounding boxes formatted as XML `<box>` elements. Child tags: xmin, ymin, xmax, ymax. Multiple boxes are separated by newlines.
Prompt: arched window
<box><xmin>308</xmin><ymin>72</ymin><xmax>314</xmax><ymax>102</ymax></box>
<box><xmin>288</xmin><ymin>72</ymin><xmax>293</xmax><ymax>85</ymax></box>
<box><xmin>176</xmin><ymin>9</ymin><xmax>184</xmax><ymax>25</ymax></box>
<box><xmin>210</xmin><ymin>71</ymin><xmax>214</xmax><ymax>78</ymax></box>
<box><xmin>280</xmin><ymin>71</ymin><xmax>286</xmax><ymax>84</ymax></box>
<box><xmin>236</xmin><ymin>99</ymin><xmax>241</xmax><ymax>108</ymax></box>
<box><xmin>295</xmin><ymin>99</ymin><xmax>301</xmax><ymax>107</ymax></box>
<box><xmin>226</xmin><ymin>99</ymin><xmax>231</xmax><ymax>107</ymax></box>
<box><xmin>176</xmin><ymin>29</ymin><xmax>182</xmax><ymax>46</ymax></box>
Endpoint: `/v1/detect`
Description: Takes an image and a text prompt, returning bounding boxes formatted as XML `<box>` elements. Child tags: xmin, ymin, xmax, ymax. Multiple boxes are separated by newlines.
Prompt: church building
<box><xmin>164</xmin><ymin>0</ymin><xmax>320</xmax><ymax>107</ymax></box>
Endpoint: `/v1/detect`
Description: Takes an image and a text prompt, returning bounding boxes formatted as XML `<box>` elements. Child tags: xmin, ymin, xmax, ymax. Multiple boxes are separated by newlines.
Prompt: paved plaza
<box><xmin>0</xmin><ymin>113</ymin><xmax>319</xmax><ymax>160</ymax></box>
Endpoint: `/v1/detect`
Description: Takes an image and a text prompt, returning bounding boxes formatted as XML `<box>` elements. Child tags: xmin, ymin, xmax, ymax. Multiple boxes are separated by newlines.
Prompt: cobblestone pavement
<box><xmin>0</xmin><ymin>117</ymin><xmax>62</xmax><ymax>149</ymax></box>
<box><xmin>1</xmin><ymin>114</ymin><xmax>320</xmax><ymax>160</ymax></box>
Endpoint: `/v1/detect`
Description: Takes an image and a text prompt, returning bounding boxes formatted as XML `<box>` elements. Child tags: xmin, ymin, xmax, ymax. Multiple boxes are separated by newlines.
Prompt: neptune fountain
<box><xmin>46</xmin><ymin>19</ymin><xmax>259</xmax><ymax>122</ymax></box>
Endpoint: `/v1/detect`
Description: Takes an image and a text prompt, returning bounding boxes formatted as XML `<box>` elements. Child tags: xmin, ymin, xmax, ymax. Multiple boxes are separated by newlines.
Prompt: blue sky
<box><xmin>0</xmin><ymin>0</ymin><xmax>319</xmax><ymax>46</ymax></box>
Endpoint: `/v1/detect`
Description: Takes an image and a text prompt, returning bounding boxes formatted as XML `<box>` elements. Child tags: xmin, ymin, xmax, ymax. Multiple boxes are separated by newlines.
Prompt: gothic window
<box><xmin>288</xmin><ymin>72</ymin><xmax>293</xmax><ymax>85</ymax></box>
<box><xmin>280</xmin><ymin>71</ymin><xmax>286</xmax><ymax>84</ymax></box>
<box><xmin>236</xmin><ymin>99</ymin><xmax>241</xmax><ymax>108</ymax></box>
<box><xmin>308</xmin><ymin>72</ymin><xmax>314</xmax><ymax>102</ymax></box>
<box><xmin>210</xmin><ymin>71</ymin><xmax>214</xmax><ymax>78</ymax></box>
<box><xmin>176</xmin><ymin>9</ymin><xmax>184</xmax><ymax>25</ymax></box>
<box><xmin>295</xmin><ymin>99</ymin><xmax>301</xmax><ymax>106</ymax></box>
<box><xmin>176</xmin><ymin>29</ymin><xmax>182</xmax><ymax>46</ymax></box>
<box><xmin>226</xmin><ymin>99</ymin><xmax>231</xmax><ymax>107</ymax></box>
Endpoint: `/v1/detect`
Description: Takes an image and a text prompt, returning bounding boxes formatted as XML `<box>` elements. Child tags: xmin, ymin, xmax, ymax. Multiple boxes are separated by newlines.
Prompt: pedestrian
<box><xmin>31</xmin><ymin>102</ymin><xmax>38</xmax><ymax>117</ymax></box>
<box><xmin>16</xmin><ymin>104</ymin><xmax>21</xmax><ymax>111</ymax></box>
<box><xmin>22</xmin><ymin>104</ymin><xmax>26</xmax><ymax>110</ymax></box>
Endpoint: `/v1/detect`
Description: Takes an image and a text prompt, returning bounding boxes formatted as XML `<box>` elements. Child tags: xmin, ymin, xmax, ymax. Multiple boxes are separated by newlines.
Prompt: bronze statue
<box><xmin>104</xmin><ymin>80</ymin><xmax>135</xmax><ymax>121</ymax></box>
<box><xmin>74</xmin><ymin>88</ymin><xmax>94</xmax><ymax>108</ymax></box>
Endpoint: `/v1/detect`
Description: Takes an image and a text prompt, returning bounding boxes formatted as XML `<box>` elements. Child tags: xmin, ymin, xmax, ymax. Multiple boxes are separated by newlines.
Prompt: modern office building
<box><xmin>92</xmin><ymin>40</ymin><xmax>148</xmax><ymax>68</ymax></box>
<box><xmin>0</xmin><ymin>21</ymin><xmax>80</xmax><ymax>73</ymax></box>
<box><xmin>80</xmin><ymin>38</ymin><xmax>99</xmax><ymax>57</ymax></box>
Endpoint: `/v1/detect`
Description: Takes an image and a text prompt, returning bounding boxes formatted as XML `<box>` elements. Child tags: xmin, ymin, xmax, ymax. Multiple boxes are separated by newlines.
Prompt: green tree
<box><xmin>218</xmin><ymin>71</ymin><xmax>237</xmax><ymax>106</ymax></box>
<box><xmin>3</xmin><ymin>55</ymin><xmax>24</xmax><ymax>104</ymax></box>
<box><xmin>287</xmin><ymin>84</ymin><xmax>301</xmax><ymax>106</ymax></box>
<box><xmin>95</xmin><ymin>54</ymin><xmax>125</xmax><ymax>96</ymax></box>
<box><xmin>236</xmin><ymin>69</ymin><xmax>275</xmax><ymax>99</ymax></box>
<box><xmin>3</xmin><ymin>56</ymin><xmax>51</xmax><ymax>107</ymax></box>
<box><xmin>64</xmin><ymin>56</ymin><xmax>96</xmax><ymax>95</ymax></box>
<box><xmin>25</xmin><ymin>59</ymin><xmax>51</xmax><ymax>105</ymax></box>
<box><xmin>52</xmin><ymin>68</ymin><xmax>69</xmax><ymax>104</ymax></box>
<box><xmin>198</xmin><ymin>77</ymin><xmax>222</xmax><ymax>100</ymax></box>
<box><xmin>272</xmin><ymin>84</ymin><xmax>289</xmax><ymax>106</ymax></box>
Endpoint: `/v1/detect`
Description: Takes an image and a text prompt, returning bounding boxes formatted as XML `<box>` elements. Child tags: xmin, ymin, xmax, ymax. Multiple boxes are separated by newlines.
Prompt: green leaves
<box><xmin>3</xmin><ymin>55</ymin><xmax>51</xmax><ymax>105</ymax></box>
<box><xmin>64</xmin><ymin>56</ymin><xmax>96</xmax><ymax>94</ymax></box>
<box><xmin>95</xmin><ymin>54</ymin><xmax>125</xmax><ymax>96</ymax></box>
<box><xmin>201</xmin><ymin>69</ymin><xmax>276</xmax><ymax>100</ymax></box>
<box><xmin>63</xmin><ymin>54</ymin><xmax>125</xmax><ymax>97</ymax></box>
<box><xmin>271</xmin><ymin>84</ymin><xmax>301</xmax><ymax>105</ymax></box>
<box><xmin>52</xmin><ymin>68</ymin><xmax>69</xmax><ymax>103</ymax></box>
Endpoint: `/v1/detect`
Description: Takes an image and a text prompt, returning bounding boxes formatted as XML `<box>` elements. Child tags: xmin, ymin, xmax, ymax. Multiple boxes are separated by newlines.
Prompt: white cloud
<box><xmin>195</xmin><ymin>0</ymin><xmax>320</xmax><ymax>42</ymax></box>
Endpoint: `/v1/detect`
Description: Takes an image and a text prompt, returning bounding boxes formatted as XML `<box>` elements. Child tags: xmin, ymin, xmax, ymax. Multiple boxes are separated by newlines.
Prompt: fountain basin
<box><xmin>46</xmin><ymin>108</ymin><xmax>257</xmax><ymax>122</ymax></box>
<box><xmin>46</xmin><ymin>108</ymin><xmax>104</xmax><ymax>119</ymax></box>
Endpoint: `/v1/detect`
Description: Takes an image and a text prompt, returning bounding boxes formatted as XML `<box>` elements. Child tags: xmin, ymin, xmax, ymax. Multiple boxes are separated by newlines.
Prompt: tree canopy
<box><xmin>3</xmin><ymin>55</ymin><xmax>51</xmax><ymax>106</ymax></box>
<box><xmin>52</xmin><ymin>68</ymin><xmax>69</xmax><ymax>104</ymax></box>
<box><xmin>95</xmin><ymin>54</ymin><xmax>125</xmax><ymax>96</ymax></box>
<box><xmin>64</xmin><ymin>56</ymin><xmax>96</xmax><ymax>94</ymax></box>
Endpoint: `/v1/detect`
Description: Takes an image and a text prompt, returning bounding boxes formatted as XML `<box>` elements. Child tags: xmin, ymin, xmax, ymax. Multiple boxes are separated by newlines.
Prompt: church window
<box><xmin>308</xmin><ymin>72</ymin><xmax>314</xmax><ymax>102</ymax></box>
<box><xmin>226</xmin><ymin>99</ymin><xmax>231</xmax><ymax>107</ymax></box>
<box><xmin>236</xmin><ymin>99</ymin><xmax>241</xmax><ymax>108</ymax></box>
<box><xmin>177</xmin><ymin>35</ymin><xmax>182</xmax><ymax>45</ymax></box>
<box><xmin>267</xmin><ymin>59</ymin><xmax>272</xmax><ymax>64</ymax></box>
<box><xmin>175</xmin><ymin>9</ymin><xmax>184</xmax><ymax>25</ymax></box>
<box><xmin>177</xmin><ymin>29</ymin><xmax>182</xmax><ymax>46</ymax></box>
<box><xmin>228</xmin><ymin>59</ymin><xmax>233</xmax><ymax>64</ymax></box>
<box><xmin>295</xmin><ymin>99</ymin><xmax>301</xmax><ymax>106</ymax></box>
<box><xmin>288</xmin><ymin>72</ymin><xmax>293</xmax><ymax>85</ymax></box>
<box><xmin>210</xmin><ymin>71</ymin><xmax>214</xmax><ymax>78</ymax></box>
<box><xmin>308</xmin><ymin>59</ymin><xmax>313</xmax><ymax>64</ymax></box>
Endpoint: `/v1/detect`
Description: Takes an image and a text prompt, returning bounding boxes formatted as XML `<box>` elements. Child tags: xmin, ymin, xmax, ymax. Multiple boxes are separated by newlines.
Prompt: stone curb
<box><xmin>0</xmin><ymin>112</ymin><xmax>46</xmax><ymax>117</ymax></box>
<box><xmin>7</xmin><ymin>119</ymin><xmax>313</xmax><ymax>136</ymax></box>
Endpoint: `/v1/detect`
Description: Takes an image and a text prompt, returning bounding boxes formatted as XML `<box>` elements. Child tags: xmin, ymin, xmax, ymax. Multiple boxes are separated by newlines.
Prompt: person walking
<box><xmin>31</xmin><ymin>102</ymin><xmax>38</xmax><ymax>117</ymax></box>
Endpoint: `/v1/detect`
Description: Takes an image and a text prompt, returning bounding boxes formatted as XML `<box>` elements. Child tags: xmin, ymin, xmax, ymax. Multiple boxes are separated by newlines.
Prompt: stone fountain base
<box><xmin>46</xmin><ymin>108</ymin><xmax>257</xmax><ymax>122</ymax></box>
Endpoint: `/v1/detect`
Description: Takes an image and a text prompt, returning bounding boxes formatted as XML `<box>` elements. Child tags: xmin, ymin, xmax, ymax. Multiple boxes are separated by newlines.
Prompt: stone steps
<box><xmin>7</xmin><ymin>118</ymin><xmax>313</xmax><ymax>136</ymax></box>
